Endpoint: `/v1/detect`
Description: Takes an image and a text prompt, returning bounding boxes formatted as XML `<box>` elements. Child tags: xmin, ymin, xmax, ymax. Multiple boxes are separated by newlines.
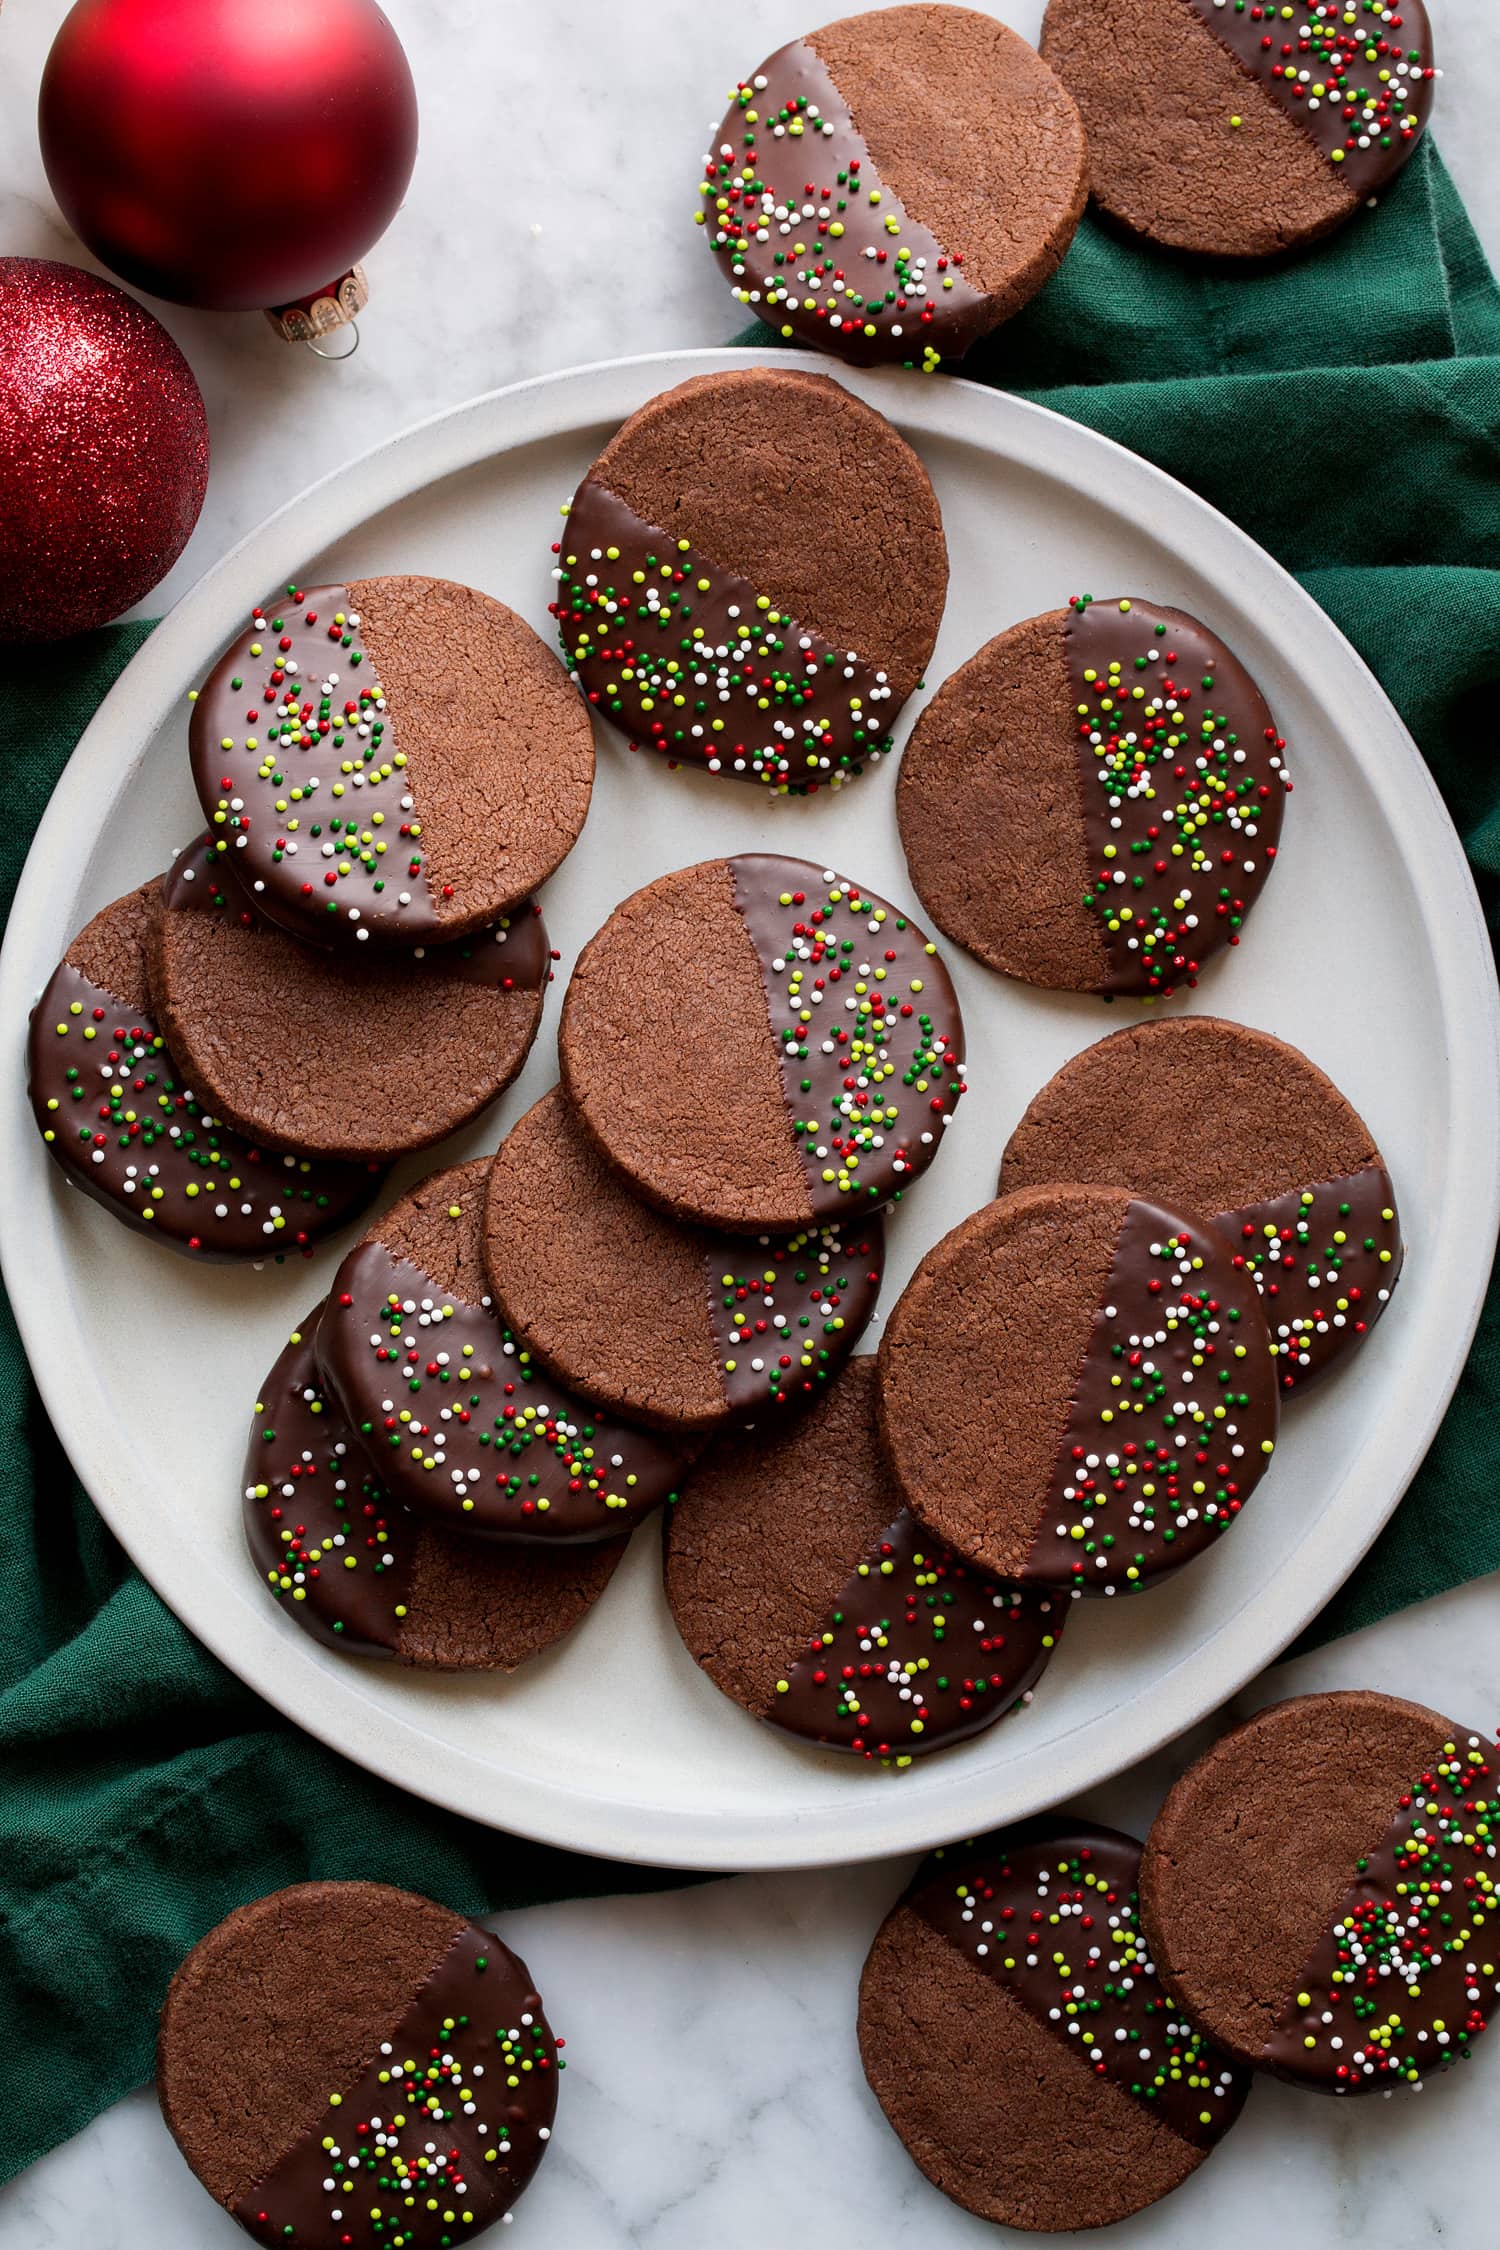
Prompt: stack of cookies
<box><xmin>24</xmin><ymin>365</ymin><xmax>1406</xmax><ymax>1759</ymax></box>
<box><xmin>27</xmin><ymin>574</ymin><xmax>593</xmax><ymax>1256</ymax></box>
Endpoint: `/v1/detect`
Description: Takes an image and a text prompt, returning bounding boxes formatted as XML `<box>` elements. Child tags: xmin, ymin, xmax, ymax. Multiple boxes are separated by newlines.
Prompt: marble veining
<box><xmin>2</xmin><ymin>1574</ymin><xmax>1495</xmax><ymax>2249</ymax></box>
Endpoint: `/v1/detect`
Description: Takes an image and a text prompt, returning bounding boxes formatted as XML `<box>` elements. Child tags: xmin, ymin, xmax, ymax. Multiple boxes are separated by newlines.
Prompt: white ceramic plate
<box><xmin>3</xmin><ymin>349</ymin><xmax>1496</xmax><ymax>1872</ymax></box>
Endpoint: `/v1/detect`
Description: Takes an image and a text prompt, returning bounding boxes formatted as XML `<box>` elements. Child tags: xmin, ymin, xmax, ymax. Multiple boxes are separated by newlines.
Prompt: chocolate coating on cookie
<box><xmin>700</xmin><ymin>6</ymin><xmax>1086</xmax><ymax>369</ymax></box>
<box><xmin>1042</xmin><ymin>0</ymin><xmax>1435</xmax><ymax>258</ymax></box>
<box><xmin>148</xmin><ymin>838</ymin><xmax>549</xmax><ymax>1162</ymax></box>
<box><xmin>550</xmin><ymin>367</ymin><xmax>946</xmax><ymax>793</ymax></box>
<box><xmin>1141</xmin><ymin>1691</ymin><xmax>1498</xmax><ymax>2092</ymax></box>
<box><xmin>561</xmin><ymin>854</ymin><xmax>966</xmax><ymax>1232</ymax></box>
<box><xmin>483</xmin><ymin>1087</ymin><xmax>884</xmax><ymax>1433</ymax></box>
<box><xmin>318</xmin><ymin>1159</ymin><xmax>689</xmax><ymax>1542</ymax></box>
<box><xmin>1000</xmin><ymin>1017</ymin><xmax>1403</xmax><ymax>1391</ymax></box>
<box><xmin>664</xmin><ymin>1359</ymin><xmax>1064</xmax><ymax>1759</ymax></box>
<box><xmin>878</xmin><ymin>1184</ymin><xmax>1278</xmax><ymax>1592</ymax></box>
<box><xmin>27</xmin><ymin>881</ymin><xmax>379</xmax><ymax>1258</ymax></box>
<box><xmin>245</xmin><ymin>1310</ymin><xmax>625</xmax><ymax>1666</ymax></box>
<box><xmin>859</xmin><ymin>1822</ymin><xmax>1250</xmax><ymax>2229</ymax></box>
<box><xmin>189</xmin><ymin>576</ymin><xmax>593</xmax><ymax>947</ymax></box>
<box><xmin>898</xmin><ymin>596</ymin><xmax>1289</xmax><ymax>998</ymax></box>
<box><xmin>158</xmin><ymin>1881</ymin><xmax>557</xmax><ymax>2244</ymax></box>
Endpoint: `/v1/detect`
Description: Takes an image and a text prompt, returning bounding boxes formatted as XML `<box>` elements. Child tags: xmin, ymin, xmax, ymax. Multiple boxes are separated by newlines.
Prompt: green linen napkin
<box><xmin>2</xmin><ymin>134</ymin><xmax>1497</xmax><ymax>2191</ymax></box>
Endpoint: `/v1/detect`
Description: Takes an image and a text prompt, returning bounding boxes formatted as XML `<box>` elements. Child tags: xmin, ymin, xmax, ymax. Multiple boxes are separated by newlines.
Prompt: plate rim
<box><xmin>4</xmin><ymin>345</ymin><xmax>1497</xmax><ymax>1872</ymax></box>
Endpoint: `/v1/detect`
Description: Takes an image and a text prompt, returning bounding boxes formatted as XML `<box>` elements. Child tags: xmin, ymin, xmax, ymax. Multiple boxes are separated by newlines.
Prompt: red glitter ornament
<box><xmin>38</xmin><ymin>0</ymin><xmax>417</xmax><ymax>324</ymax></box>
<box><xmin>0</xmin><ymin>258</ymin><xmax>209</xmax><ymax>644</ymax></box>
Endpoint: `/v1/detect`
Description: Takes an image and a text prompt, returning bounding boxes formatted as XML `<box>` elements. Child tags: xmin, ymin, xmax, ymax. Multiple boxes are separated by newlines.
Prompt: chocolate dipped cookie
<box><xmin>699</xmin><ymin>5</ymin><xmax>1086</xmax><ymax>369</ymax></box>
<box><xmin>663</xmin><ymin>1358</ymin><xmax>1065</xmax><ymax>1760</ymax></box>
<box><xmin>246</xmin><ymin>1309</ymin><xmax>625</xmax><ymax>1667</ymax></box>
<box><xmin>859</xmin><ymin>1822</ymin><xmax>1251</xmax><ymax>2229</ymax></box>
<box><xmin>897</xmin><ymin>595</ymin><xmax>1290</xmax><ymax>998</ymax></box>
<box><xmin>549</xmin><ymin>367</ymin><xmax>946</xmax><ymax>793</ymax></box>
<box><xmin>877</xmin><ymin>1184</ymin><xmax>1279</xmax><ymax>1592</ymax></box>
<box><xmin>189</xmin><ymin>576</ymin><xmax>593</xmax><ymax>948</ymax></box>
<box><xmin>148</xmin><ymin>838</ymin><xmax>549</xmax><ymax>1163</ymax></box>
<box><xmin>560</xmin><ymin>855</ymin><xmax>966</xmax><ymax>1232</ymax></box>
<box><xmin>1041</xmin><ymin>0</ymin><xmax>1436</xmax><ymax>257</ymax></box>
<box><xmin>1141</xmin><ymin>1691</ymin><xmax>1498</xmax><ymax>2092</ymax></box>
<box><xmin>158</xmin><ymin>1882</ymin><xmax>558</xmax><ymax>2246</ymax></box>
<box><xmin>28</xmin><ymin>879</ymin><xmax>378</xmax><ymax>1258</ymax></box>
<box><xmin>317</xmin><ymin>1159</ymin><xmax>689</xmax><ymax>1542</ymax></box>
<box><xmin>1000</xmin><ymin>1016</ymin><xmax>1402</xmax><ymax>1391</ymax></box>
<box><xmin>483</xmin><ymin>1086</ymin><xmax>884</xmax><ymax>1434</ymax></box>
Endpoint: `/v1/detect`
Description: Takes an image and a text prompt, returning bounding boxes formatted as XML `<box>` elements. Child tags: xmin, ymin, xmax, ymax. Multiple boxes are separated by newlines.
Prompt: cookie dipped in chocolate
<box><xmin>700</xmin><ymin>7</ymin><xmax>1086</xmax><ymax>369</ymax></box>
<box><xmin>159</xmin><ymin>1883</ymin><xmax>559</xmax><ymax>2247</ymax></box>
<box><xmin>859</xmin><ymin>1820</ymin><xmax>1250</xmax><ymax>2228</ymax></box>
<box><xmin>245</xmin><ymin>1309</ymin><xmax>626</xmax><ymax>1667</ymax></box>
<box><xmin>189</xmin><ymin>575</ymin><xmax>593</xmax><ymax>949</ymax></box>
<box><xmin>318</xmin><ymin>1160</ymin><xmax>690</xmax><ymax>1542</ymax></box>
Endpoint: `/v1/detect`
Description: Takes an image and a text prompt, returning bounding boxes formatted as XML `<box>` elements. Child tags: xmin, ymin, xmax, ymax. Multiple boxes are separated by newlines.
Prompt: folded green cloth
<box><xmin>3</xmin><ymin>134</ymin><xmax>1498</xmax><ymax>2191</ymax></box>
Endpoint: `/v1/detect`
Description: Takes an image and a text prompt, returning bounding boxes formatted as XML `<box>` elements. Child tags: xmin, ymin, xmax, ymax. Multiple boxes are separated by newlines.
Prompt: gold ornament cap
<box><xmin>264</xmin><ymin>265</ymin><xmax>368</xmax><ymax>348</ymax></box>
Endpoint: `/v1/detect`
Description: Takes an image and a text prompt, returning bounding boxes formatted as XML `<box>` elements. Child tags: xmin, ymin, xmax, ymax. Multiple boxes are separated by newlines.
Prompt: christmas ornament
<box><xmin>37</xmin><ymin>0</ymin><xmax>418</xmax><ymax>342</ymax></box>
<box><xmin>0</xmin><ymin>259</ymin><xmax>209</xmax><ymax>644</ymax></box>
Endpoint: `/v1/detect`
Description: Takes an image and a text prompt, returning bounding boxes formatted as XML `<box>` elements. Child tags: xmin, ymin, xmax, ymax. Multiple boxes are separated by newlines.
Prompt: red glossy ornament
<box><xmin>0</xmin><ymin>259</ymin><xmax>209</xmax><ymax>644</ymax></box>
<box><xmin>38</xmin><ymin>0</ymin><xmax>418</xmax><ymax>314</ymax></box>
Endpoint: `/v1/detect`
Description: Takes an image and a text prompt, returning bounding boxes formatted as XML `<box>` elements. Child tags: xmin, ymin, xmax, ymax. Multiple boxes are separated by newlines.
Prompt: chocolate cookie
<box><xmin>878</xmin><ymin>1184</ymin><xmax>1279</xmax><ymax>1592</ymax></box>
<box><xmin>158</xmin><ymin>1881</ymin><xmax>558</xmax><ymax>2246</ymax></box>
<box><xmin>246</xmin><ymin>1309</ymin><xmax>625</xmax><ymax>1667</ymax></box>
<box><xmin>560</xmin><ymin>855</ymin><xmax>966</xmax><ymax>1232</ymax></box>
<box><xmin>699</xmin><ymin>6</ymin><xmax>1086</xmax><ymax>371</ymax></box>
<box><xmin>148</xmin><ymin>838</ymin><xmax>549</xmax><ymax>1162</ymax></box>
<box><xmin>1000</xmin><ymin>1017</ymin><xmax>1403</xmax><ymax>1392</ymax></box>
<box><xmin>664</xmin><ymin>1358</ymin><xmax>1065</xmax><ymax>1762</ymax></box>
<box><xmin>188</xmin><ymin>576</ymin><xmax>593</xmax><ymax>949</ymax></box>
<box><xmin>1041</xmin><ymin>0</ymin><xmax>1436</xmax><ymax>258</ymax></box>
<box><xmin>859</xmin><ymin>1822</ymin><xmax>1251</xmax><ymax>2229</ymax></box>
<box><xmin>27</xmin><ymin>881</ymin><xmax>378</xmax><ymax>1258</ymax></box>
<box><xmin>483</xmin><ymin>1086</ymin><xmax>885</xmax><ymax>1434</ymax></box>
<box><xmin>897</xmin><ymin>595</ymin><xmax>1291</xmax><ymax>998</ymax></box>
<box><xmin>1141</xmin><ymin>1691</ymin><xmax>1498</xmax><ymax>2093</ymax></box>
<box><xmin>318</xmin><ymin>1159</ymin><xmax>690</xmax><ymax>1541</ymax></box>
<box><xmin>549</xmin><ymin>367</ymin><xmax>946</xmax><ymax>793</ymax></box>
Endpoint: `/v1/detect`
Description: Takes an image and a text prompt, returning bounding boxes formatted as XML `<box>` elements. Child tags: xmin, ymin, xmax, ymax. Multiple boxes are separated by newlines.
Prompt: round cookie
<box><xmin>27</xmin><ymin>881</ymin><xmax>379</xmax><ymax>1259</ymax></box>
<box><xmin>560</xmin><ymin>855</ymin><xmax>966</xmax><ymax>1232</ymax></box>
<box><xmin>859</xmin><ymin>1822</ymin><xmax>1251</xmax><ymax>2229</ymax></box>
<box><xmin>318</xmin><ymin>1159</ymin><xmax>690</xmax><ymax>1542</ymax></box>
<box><xmin>148</xmin><ymin>837</ymin><xmax>550</xmax><ymax>1162</ymax></box>
<box><xmin>664</xmin><ymin>1357</ymin><xmax>1065</xmax><ymax>1762</ymax></box>
<box><xmin>245</xmin><ymin>1309</ymin><xmax>626</xmax><ymax>1667</ymax></box>
<box><xmin>1041</xmin><ymin>0</ymin><xmax>1436</xmax><ymax>259</ymax></box>
<box><xmin>1000</xmin><ymin>1017</ymin><xmax>1403</xmax><ymax>1392</ymax></box>
<box><xmin>189</xmin><ymin>576</ymin><xmax>593</xmax><ymax>949</ymax></box>
<box><xmin>549</xmin><ymin>366</ymin><xmax>947</xmax><ymax>793</ymax></box>
<box><xmin>158</xmin><ymin>1881</ymin><xmax>558</xmax><ymax>2245</ymax></box>
<box><xmin>483</xmin><ymin>1086</ymin><xmax>885</xmax><ymax>1433</ymax></box>
<box><xmin>898</xmin><ymin>595</ymin><xmax>1291</xmax><ymax>999</ymax></box>
<box><xmin>699</xmin><ymin>6</ymin><xmax>1086</xmax><ymax>371</ymax></box>
<box><xmin>1140</xmin><ymin>1691</ymin><xmax>1498</xmax><ymax>2093</ymax></box>
<box><xmin>878</xmin><ymin>1184</ymin><xmax>1279</xmax><ymax>1593</ymax></box>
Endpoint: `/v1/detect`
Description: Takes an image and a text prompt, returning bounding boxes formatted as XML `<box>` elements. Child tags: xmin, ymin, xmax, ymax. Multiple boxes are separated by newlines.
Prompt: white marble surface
<box><xmin>1</xmin><ymin>1573</ymin><xmax>1495</xmax><ymax>2250</ymax></box>
<box><xmin>3</xmin><ymin>1</ymin><xmax>1499</xmax><ymax>2244</ymax></box>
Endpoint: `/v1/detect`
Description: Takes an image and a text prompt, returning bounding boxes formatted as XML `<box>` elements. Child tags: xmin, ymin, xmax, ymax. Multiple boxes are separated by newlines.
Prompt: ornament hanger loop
<box><xmin>304</xmin><ymin>321</ymin><xmax>360</xmax><ymax>362</ymax></box>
